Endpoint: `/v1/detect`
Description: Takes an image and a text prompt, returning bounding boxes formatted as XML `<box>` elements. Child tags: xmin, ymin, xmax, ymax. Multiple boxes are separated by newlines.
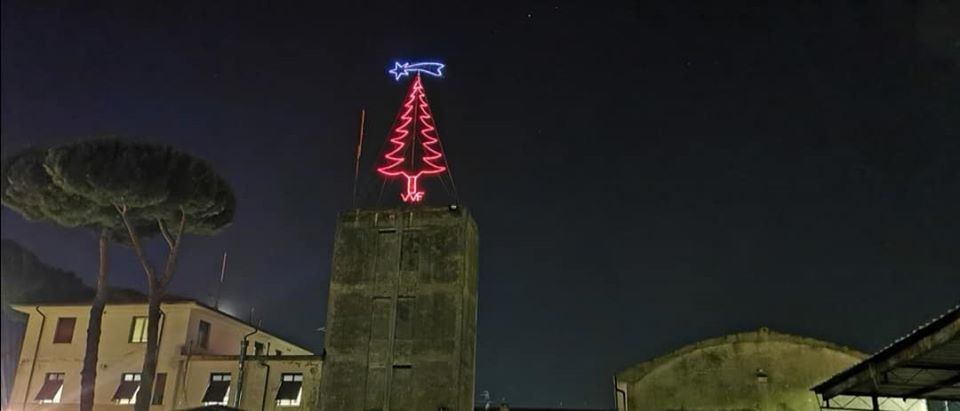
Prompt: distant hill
<box><xmin>1</xmin><ymin>238</ymin><xmax>95</xmax><ymax>307</ymax></box>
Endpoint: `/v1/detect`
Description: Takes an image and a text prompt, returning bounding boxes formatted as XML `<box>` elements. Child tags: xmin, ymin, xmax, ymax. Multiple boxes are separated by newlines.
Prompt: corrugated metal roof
<box><xmin>813</xmin><ymin>303</ymin><xmax>960</xmax><ymax>401</ymax></box>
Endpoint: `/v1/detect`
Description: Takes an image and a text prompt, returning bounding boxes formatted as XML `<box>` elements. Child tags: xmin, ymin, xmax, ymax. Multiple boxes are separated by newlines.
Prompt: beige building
<box><xmin>6</xmin><ymin>299</ymin><xmax>322</xmax><ymax>411</ymax></box>
<box><xmin>614</xmin><ymin>328</ymin><xmax>926</xmax><ymax>411</ymax></box>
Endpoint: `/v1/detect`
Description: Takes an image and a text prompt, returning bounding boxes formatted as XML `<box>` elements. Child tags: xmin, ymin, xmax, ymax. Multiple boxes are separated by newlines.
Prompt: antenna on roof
<box><xmin>214</xmin><ymin>252</ymin><xmax>227</xmax><ymax>310</ymax></box>
<box><xmin>353</xmin><ymin>109</ymin><xmax>366</xmax><ymax>209</ymax></box>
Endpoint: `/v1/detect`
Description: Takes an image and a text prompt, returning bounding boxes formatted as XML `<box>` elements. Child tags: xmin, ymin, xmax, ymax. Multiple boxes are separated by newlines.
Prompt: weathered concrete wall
<box><xmin>320</xmin><ymin>207</ymin><xmax>479</xmax><ymax>411</ymax></box>
<box><xmin>615</xmin><ymin>328</ymin><xmax>925</xmax><ymax>411</ymax></box>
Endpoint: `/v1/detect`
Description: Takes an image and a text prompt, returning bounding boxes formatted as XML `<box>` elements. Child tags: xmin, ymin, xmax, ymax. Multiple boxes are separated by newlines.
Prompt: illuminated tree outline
<box><xmin>377</xmin><ymin>73</ymin><xmax>447</xmax><ymax>203</ymax></box>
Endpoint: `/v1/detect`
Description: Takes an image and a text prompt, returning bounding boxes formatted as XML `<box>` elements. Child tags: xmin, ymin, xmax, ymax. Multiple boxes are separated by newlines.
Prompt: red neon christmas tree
<box><xmin>377</xmin><ymin>73</ymin><xmax>448</xmax><ymax>203</ymax></box>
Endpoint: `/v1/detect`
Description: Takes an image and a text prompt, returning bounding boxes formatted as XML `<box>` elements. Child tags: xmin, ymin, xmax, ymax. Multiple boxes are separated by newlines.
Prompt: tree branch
<box><xmin>114</xmin><ymin>203</ymin><xmax>157</xmax><ymax>282</ymax></box>
<box><xmin>160</xmin><ymin>208</ymin><xmax>188</xmax><ymax>287</ymax></box>
<box><xmin>157</xmin><ymin>219</ymin><xmax>174</xmax><ymax>249</ymax></box>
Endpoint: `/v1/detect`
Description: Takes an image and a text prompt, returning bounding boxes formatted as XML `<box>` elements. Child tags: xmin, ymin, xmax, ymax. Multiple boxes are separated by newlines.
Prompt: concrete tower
<box><xmin>319</xmin><ymin>206</ymin><xmax>478</xmax><ymax>411</ymax></box>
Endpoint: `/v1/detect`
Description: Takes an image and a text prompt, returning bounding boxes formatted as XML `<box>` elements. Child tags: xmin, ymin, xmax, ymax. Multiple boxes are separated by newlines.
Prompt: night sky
<box><xmin>2</xmin><ymin>1</ymin><xmax>959</xmax><ymax>407</ymax></box>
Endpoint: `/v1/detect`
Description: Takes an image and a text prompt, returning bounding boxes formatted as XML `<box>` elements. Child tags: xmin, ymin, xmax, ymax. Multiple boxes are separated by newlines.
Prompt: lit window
<box><xmin>53</xmin><ymin>318</ymin><xmax>76</xmax><ymax>344</ymax></box>
<box><xmin>113</xmin><ymin>373</ymin><xmax>141</xmax><ymax>404</ymax></box>
<box><xmin>276</xmin><ymin>373</ymin><xmax>303</xmax><ymax>407</ymax></box>
<box><xmin>129</xmin><ymin>317</ymin><xmax>148</xmax><ymax>343</ymax></box>
<box><xmin>201</xmin><ymin>373</ymin><xmax>231</xmax><ymax>405</ymax></box>
<box><xmin>197</xmin><ymin>321</ymin><xmax>211</xmax><ymax>349</ymax></box>
<box><xmin>35</xmin><ymin>373</ymin><xmax>64</xmax><ymax>403</ymax></box>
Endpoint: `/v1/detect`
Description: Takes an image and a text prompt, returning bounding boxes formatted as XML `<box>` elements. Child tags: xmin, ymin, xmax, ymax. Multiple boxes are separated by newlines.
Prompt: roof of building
<box><xmin>616</xmin><ymin>327</ymin><xmax>865</xmax><ymax>383</ymax></box>
<box><xmin>813</xmin><ymin>303</ymin><xmax>960</xmax><ymax>401</ymax></box>
<box><xmin>10</xmin><ymin>295</ymin><xmax>313</xmax><ymax>354</ymax></box>
<box><xmin>188</xmin><ymin>354</ymin><xmax>323</xmax><ymax>362</ymax></box>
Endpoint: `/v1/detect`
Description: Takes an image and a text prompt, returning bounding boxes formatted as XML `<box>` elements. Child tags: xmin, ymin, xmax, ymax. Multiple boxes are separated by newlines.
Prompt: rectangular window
<box><xmin>35</xmin><ymin>373</ymin><xmax>64</xmax><ymax>403</ymax></box>
<box><xmin>197</xmin><ymin>320</ymin><xmax>211</xmax><ymax>349</ymax></box>
<box><xmin>201</xmin><ymin>373</ymin><xmax>231</xmax><ymax>405</ymax></box>
<box><xmin>395</xmin><ymin>297</ymin><xmax>414</xmax><ymax>340</ymax></box>
<box><xmin>254</xmin><ymin>341</ymin><xmax>264</xmax><ymax>356</ymax></box>
<box><xmin>129</xmin><ymin>316</ymin><xmax>148</xmax><ymax>343</ymax></box>
<box><xmin>53</xmin><ymin>317</ymin><xmax>76</xmax><ymax>344</ymax></box>
<box><xmin>113</xmin><ymin>373</ymin><xmax>141</xmax><ymax>404</ymax></box>
<box><xmin>390</xmin><ymin>365</ymin><xmax>413</xmax><ymax>410</ymax></box>
<box><xmin>275</xmin><ymin>373</ymin><xmax>303</xmax><ymax>407</ymax></box>
<box><xmin>152</xmin><ymin>373</ymin><xmax>167</xmax><ymax>405</ymax></box>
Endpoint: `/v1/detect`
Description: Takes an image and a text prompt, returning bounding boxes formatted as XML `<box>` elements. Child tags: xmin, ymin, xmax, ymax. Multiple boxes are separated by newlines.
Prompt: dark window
<box><xmin>275</xmin><ymin>373</ymin><xmax>303</xmax><ymax>406</ymax></box>
<box><xmin>254</xmin><ymin>341</ymin><xmax>264</xmax><ymax>356</ymax></box>
<box><xmin>370</xmin><ymin>298</ymin><xmax>391</xmax><ymax>340</ymax></box>
<box><xmin>53</xmin><ymin>317</ymin><xmax>76</xmax><ymax>344</ymax></box>
<box><xmin>202</xmin><ymin>373</ymin><xmax>231</xmax><ymax>405</ymax></box>
<box><xmin>129</xmin><ymin>316</ymin><xmax>148</xmax><ymax>343</ymax></box>
<box><xmin>152</xmin><ymin>373</ymin><xmax>167</xmax><ymax>405</ymax></box>
<box><xmin>35</xmin><ymin>373</ymin><xmax>64</xmax><ymax>403</ymax></box>
<box><xmin>395</xmin><ymin>297</ymin><xmax>414</xmax><ymax>339</ymax></box>
<box><xmin>400</xmin><ymin>230</ymin><xmax>421</xmax><ymax>271</ymax></box>
<box><xmin>197</xmin><ymin>320</ymin><xmax>211</xmax><ymax>348</ymax></box>
<box><xmin>275</xmin><ymin>349</ymin><xmax>282</xmax><ymax>356</ymax></box>
<box><xmin>113</xmin><ymin>373</ymin><xmax>141</xmax><ymax>404</ymax></box>
<box><xmin>391</xmin><ymin>365</ymin><xmax>413</xmax><ymax>410</ymax></box>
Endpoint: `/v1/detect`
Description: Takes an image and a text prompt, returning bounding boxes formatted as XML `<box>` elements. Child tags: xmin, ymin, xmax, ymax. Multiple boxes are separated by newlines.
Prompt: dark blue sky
<box><xmin>2</xmin><ymin>1</ymin><xmax>958</xmax><ymax>407</ymax></box>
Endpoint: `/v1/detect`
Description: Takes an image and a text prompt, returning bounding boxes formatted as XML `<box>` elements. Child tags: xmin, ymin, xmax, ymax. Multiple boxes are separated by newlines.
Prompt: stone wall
<box><xmin>320</xmin><ymin>207</ymin><xmax>479</xmax><ymax>411</ymax></box>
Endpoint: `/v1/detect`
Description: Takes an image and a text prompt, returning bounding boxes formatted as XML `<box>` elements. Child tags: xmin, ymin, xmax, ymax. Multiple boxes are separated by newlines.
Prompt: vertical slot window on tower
<box><xmin>395</xmin><ymin>297</ymin><xmax>414</xmax><ymax>340</ymax></box>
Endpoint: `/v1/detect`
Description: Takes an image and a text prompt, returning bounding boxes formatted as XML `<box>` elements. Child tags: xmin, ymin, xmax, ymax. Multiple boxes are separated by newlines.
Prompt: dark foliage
<box><xmin>44</xmin><ymin>138</ymin><xmax>236</xmax><ymax>235</ymax></box>
<box><xmin>0</xmin><ymin>239</ymin><xmax>93</xmax><ymax>306</ymax></box>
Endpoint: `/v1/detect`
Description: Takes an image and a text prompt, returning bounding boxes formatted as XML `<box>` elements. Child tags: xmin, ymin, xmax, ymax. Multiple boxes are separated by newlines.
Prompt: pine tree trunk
<box><xmin>80</xmin><ymin>231</ymin><xmax>109</xmax><ymax>411</ymax></box>
<box><xmin>118</xmin><ymin>209</ymin><xmax>187</xmax><ymax>411</ymax></box>
<box><xmin>134</xmin><ymin>278</ymin><xmax>163</xmax><ymax>411</ymax></box>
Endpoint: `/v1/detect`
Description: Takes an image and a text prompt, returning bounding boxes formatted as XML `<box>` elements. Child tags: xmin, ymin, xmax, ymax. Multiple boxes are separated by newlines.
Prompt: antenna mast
<box><xmin>214</xmin><ymin>252</ymin><xmax>227</xmax><ymax>309</ymax></box>
<box><xmin>353</xmin><ymin>109</ymin><xmax>366</xmax><ymax>208</ymax></box>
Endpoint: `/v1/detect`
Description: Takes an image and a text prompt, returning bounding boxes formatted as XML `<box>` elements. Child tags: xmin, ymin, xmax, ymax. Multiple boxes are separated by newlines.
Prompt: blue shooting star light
<box><xmin>388</xmin><ymin>61</ymin><xmax>445</xmax><ymax>81</ymax></box>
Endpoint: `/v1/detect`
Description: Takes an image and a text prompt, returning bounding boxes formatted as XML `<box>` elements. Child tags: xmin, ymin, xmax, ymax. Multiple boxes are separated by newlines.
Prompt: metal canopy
<box><xmin>814</xmin><ymin>304</ymin><xmax>960</xmax><ymax>403</ymax></box>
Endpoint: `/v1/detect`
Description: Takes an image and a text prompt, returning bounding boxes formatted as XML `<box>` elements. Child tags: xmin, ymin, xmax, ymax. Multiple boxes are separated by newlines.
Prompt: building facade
<box><xmin>614</xmin><ymin>328</ymin><xmax>925</xmax><ymax>411</ymax></box>
<box><xmin>319</xmin><ymin>207</ymin><xmax>479</xmax><ymax>411</ymax></box>
<box><xmin>6</xmin><ymin>300</ymin><xmax>321</xmax><ymax>411</ymax></box>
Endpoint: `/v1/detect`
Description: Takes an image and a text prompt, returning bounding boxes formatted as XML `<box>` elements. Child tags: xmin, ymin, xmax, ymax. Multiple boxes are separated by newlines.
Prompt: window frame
<box><xmin>115</xmin><ymin>373</ymin><xmax>142</xmax><ymax>405</ymax></box>
<box><xmin>152</xmin><ymin>372</ymin><xmax>167</xmax><ymax>405</ymax></box>
<box><xmin>197</xmin><ymin>320</ymin><xmax>211</xmax><ymax>349</ymax></box>
<box><xmin>53</xmin><ymin>317</ymin><xmax>76</xmax><ymax>344</ymax></box>
<box><xmin>201</xmin><ymin>373</ymin><xmax>231</xmax><ymax>406</ymax></box>
<box><xmin>129</xmin><ymin>316</ymin><xmax>148</xmax><ymax>343</ymax></box>
<box><xmin>276</xmin><ymin>373</ymin><xmax>304</xmax><ymax>407</ymax></box>
<box><xmin>36</xmin><ymin>373</ymin><xmax>65</xmax><ymax>404</ymax></box>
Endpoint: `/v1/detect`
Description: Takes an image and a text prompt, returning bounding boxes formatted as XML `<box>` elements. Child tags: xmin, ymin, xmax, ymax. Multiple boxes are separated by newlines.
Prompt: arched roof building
<box><xmin>614</xmin><ymin>328</ymin><xmax>925</xmax><ymax>411</ymax></box>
